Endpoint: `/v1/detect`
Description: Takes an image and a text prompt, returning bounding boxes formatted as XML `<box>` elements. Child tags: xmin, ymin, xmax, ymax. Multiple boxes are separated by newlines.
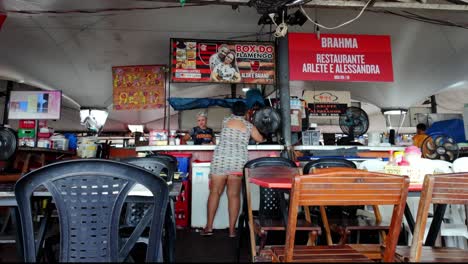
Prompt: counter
<box><xmin>136</xmin><ymin>145</ymin><xmax>403</xmax><ymax>152</ymax></box>
<box><xmin>135</xmin><ymin>144</ymin><xmax>284</xmax><ymax>152</ymax></box>
<box><xmin>293</xmin><ymin>145</ymin><xmax>405</xmax><ymax>151</ymax></box>
<box><xmin>135</xmin><ymin>144</ymin><xmax>284</xmax><ymax>162</ymax></box>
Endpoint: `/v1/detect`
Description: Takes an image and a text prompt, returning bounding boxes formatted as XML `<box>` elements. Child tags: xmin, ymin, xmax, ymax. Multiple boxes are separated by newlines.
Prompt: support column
<box><xmin>430</xmin><ymin>95</ymin><xmax>437</xmax><ymax>113</ymax></box>
<box><xmin>231</xmin><ymin>84</ymin><xmax>236</xmax><ymax>98</ymax></box>
<box><xmin>2</xmin><ymin>80</ymin><xmax>13</xmax><ymax>125</ymax></box>
<box><xmin>277</xmin><ymin>19</ymin><xmax>291</xmax><ymax>158</ymax></box>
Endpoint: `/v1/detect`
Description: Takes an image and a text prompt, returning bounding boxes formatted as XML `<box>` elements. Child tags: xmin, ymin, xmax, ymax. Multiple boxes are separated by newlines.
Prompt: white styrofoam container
<box><xmin>190</xmin><ymin>162</ymin><xmax>258</xmax><ymax>229</ymax></box>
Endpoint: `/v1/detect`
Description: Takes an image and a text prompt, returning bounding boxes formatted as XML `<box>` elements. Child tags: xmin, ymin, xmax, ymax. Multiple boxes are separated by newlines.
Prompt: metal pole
<box><xmin>231</xmin><ymin>84</ymin><xmax>236</xmax><ymax>98</ymax></box>
<box><xmin>277</xmin><ymin>9</ymin><xmax>291</xmax><ymax>158</ymax></box>
<box><xmin>430</xmin><ymin>95</ymin><xmax>437</xmax><ymax>113</ymax></box>
<box><xmin>2</xmin><ymin>81</ymin><xmax>13</xmax><ymax>125</ymax></box>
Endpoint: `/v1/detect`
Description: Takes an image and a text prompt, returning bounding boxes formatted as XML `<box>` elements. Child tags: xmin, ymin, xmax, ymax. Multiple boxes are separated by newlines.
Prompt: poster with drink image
<box><xmin>170</xmin><ymin>38</ymin><xmax>276</xmax><ymax>84</ymax></box>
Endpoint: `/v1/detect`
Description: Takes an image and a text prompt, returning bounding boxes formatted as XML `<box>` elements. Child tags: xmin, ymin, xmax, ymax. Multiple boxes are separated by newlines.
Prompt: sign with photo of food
<box><xmin>170</xmin><ymin>38</ymin><xmax>276</xmax><ymax>84</ymax></box>
<box><xmin>112</xmin><ymin>65</ymin><xmax>166</xmax><ymax>110</ymax></box>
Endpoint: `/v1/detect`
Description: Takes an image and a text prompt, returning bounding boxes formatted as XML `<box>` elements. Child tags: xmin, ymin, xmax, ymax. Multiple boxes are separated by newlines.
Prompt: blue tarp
<box><xmin>168</xmin><ymin>98</ymin><xmax>245</xmax><ymax>111</ymax></box>
<box><xmin>427</xmin><ymin>119</ymin><xmax>466</xmax><ymax>143</ymax></box>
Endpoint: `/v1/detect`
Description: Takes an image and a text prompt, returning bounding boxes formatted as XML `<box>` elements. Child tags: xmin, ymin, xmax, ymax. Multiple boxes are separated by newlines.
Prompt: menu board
<box><xmin>8</xmin><ymin>90</ymin><xmax>62</xmax><ymax>120</ymax></box>
<box><xmin>170</xmin><ymin>38</ymin><xmax>275</xmax><ymax>84</ymax></box>
<box><xmin>112</xmin><ymin>65</ymin><xmax>165</xmax><ymax>110</ymax></box>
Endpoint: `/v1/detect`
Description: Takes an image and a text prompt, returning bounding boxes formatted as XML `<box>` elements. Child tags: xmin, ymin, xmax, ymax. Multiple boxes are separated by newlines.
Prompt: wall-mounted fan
<box><xmin>338</xmin><ymin>107</ymin><xmax>369</xmax><ymax>145</ymax></box>
<box><xmin>252</xmin><ymin>106</ymin><xmax>281</xmax><ymax>143</ymax></box>
<box><xmin>421</xmin><ymin>134</ymin><xmax>459</xmax><ymax>162</ymax></box>
<box><xmin>0</xmin><ymin>126</ymin><xmax>18</xmax><ymax>172</ymax></box>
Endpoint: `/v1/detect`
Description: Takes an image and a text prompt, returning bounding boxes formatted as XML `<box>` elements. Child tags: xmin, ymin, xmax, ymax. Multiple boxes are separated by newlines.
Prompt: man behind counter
<box><xmin>183</xmin><ymin>111</ymin><xmax>216</xmax><ymax>145</ymax></box>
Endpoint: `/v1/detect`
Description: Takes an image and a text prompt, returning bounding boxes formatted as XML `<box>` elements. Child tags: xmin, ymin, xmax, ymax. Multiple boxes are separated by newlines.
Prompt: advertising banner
<box><xmin>303</xmin><ymin>90</ymin><xmax>351</xmax><ymax>116</ymax></box>
<box><xmin>170</xmin><ymin>38</ymin><xmax>275</xmax><ymax>84</ymax></box>
<box><xmin>112</xmin><ymin>65</ymin><xmax>165</xmax><ymax>110</ymax></box>
<box><xmin>289</xmin><ymin>33</ymin><xmax>393</xmax><ymax>82</ymax></box>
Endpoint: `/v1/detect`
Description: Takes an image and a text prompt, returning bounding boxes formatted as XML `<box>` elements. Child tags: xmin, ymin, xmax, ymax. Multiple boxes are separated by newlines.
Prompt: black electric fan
<box><xmin>0</xmin><ymin>126</ymin><xmax>18</xmax><ymax>172</ymax></box>
<box><xmin>338</xmin><ymin>106</ymin><xmax>369</xmax><ymax>145</ymax></box>
<box><xmin>421</xmin><ymin>134</ymin><xmax>459</xmax><ymax>162</ymax></box>
<box><xmin>252</xmin><ymin>106</ymin><xmax>281</xmax><ymax>143</ymax></box>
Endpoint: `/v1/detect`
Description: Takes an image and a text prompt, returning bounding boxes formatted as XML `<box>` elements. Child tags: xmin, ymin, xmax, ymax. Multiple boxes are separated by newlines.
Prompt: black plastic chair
<box><xmin>14</xmin><ymin>159</ymin><xmax>169</xmax><ymax>262</ymax></box>
<box><xmin>146</xmin><ymin>154</ymin><xmax>178</xmax><ymax>173</ymax></box>
<box><xmin>303</xmin><ymin>158</ymin><xmax>388</xmax><ymax>245</ymax></box>
<box><xmin>122</xmin><ymin>157</ymin><xmax>174</xmax><ymax>185</ymax></box>
<box><xmin>237</xmin><ymin>157</ymin><xmax>321</xmax><ymax>260</ymax></box>
<box><xmin>302</xmin><ymin>158</ymin><xmax>357</xmax><ymax>173</ymax></box>
<box><xmin>121</xmin><ymin>157</ymin><xmax>176</xmax><ymax>262</ymax></box>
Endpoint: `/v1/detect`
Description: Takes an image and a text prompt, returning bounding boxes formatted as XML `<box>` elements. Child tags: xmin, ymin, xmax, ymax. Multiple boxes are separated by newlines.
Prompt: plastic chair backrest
<box><xmin>244</xmin><ymin>157</ymin><xmax>297</xmax><ymax>219</ymax></box>
<box><xmin>453</xmin><ymin>157</ymin><xmax>468</xmax><ymax>172</ymax></box>
<box><xmin>303</xmin><ymin>158</ymin><xmax>356</xmax><ymax>174</ymax></box>
<box><xmin>122</xmin><ymin>157</ymin><xmax>174</xmax><ymax>184</ymax></box>
<box><xmin>14</xmin><ymin>159</ymin><xmax>169</xmax><ymax>262</ymax></box>
<box><xmin>358</xmin><ymin>159</ymin><xmax>387</xmax><ymax>172</ymax></box>
<box><xmin>147</xmin><ymin>154</ymin><xmax>178</xmax><ymax>172</ymax></box>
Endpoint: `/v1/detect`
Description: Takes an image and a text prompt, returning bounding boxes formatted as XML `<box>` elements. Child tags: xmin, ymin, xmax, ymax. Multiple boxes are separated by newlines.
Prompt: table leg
<box><xmin>236</xmin><ymin>179</ymin><xmax>248</xmax><ymax>262</ymax></box>
<box><xmin>425</xmin><ymin>204</ymin><xmax>447</xmax><ymax>246</ymax></box>
<box><xmin>245</xmin><ymin>175</ymin><xmax>257</xmax><ymax>261</ymax></box>
<box><xmin>35</xmin><ymin>199</ymin><xmax>53</xmax><ymax>260</ymax></box>
<box><xmin>404</xmin><ymin>202</ymin><xmax>415</xmax><ymax>234</ymax></box>
<box><xmin>163</xmin><ymin>200</ymin><xmax>176</xmax><ymax>262</ymax></box>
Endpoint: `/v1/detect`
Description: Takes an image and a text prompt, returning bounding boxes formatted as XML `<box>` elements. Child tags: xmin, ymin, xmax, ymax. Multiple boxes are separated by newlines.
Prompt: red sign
<box><xmin>170</xmin><ymin>39</ymin><xmax>275</xmax><ymax>84</ymax></box>
<box><xmin>0</xmin><ymin>14</ymin><xmax>6</xmax><ymax>31</ymax></box>
<box><xmin>289</xmin><ymin>33</ymin><xmax>393</xmax><ymax>82</ymax></box>
<box><xmin>112</xmin><ymin>65</ymin><xmax>165</xmax><ymax>110</ymax></box>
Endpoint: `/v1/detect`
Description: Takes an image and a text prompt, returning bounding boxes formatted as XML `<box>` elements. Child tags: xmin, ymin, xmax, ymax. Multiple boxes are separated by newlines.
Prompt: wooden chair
<box><xmin>395</xmin><ymin>172</ymin><xmax>468</xmax><ymax>262</ymax></box>
<box><xmin>304</xmin><ymin>159</ymin><xmax>389</xmax><ymax>246</ymax></box>
<box><xmin>270</xmin><ymin>168</ymin><xmax>409</xmax><ymax>262</ymax></box>
<box><xmin>237</xmin><ymin>157</ymin><xmax>321</xmax><ymax>261</ymax></box>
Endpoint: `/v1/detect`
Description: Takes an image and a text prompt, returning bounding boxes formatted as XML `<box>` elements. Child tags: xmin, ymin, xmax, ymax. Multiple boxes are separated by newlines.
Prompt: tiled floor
<box><xmin>0</xmin><ymin>228</ymin><xmax>252</xmax><ymax>262</ymax></box>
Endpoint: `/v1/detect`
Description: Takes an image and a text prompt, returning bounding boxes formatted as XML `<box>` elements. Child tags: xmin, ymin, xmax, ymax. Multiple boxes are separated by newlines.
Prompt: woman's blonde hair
<box><xmin>197</xmin><ymin>111</ymin><xmax>207</xmax><ymax>119</ymax></box>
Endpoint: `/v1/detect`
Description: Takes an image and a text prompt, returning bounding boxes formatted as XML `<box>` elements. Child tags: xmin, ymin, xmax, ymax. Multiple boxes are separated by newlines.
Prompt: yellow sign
<box><xmin>112</xmin><ymin>65</ymin><xmax>166</xmax><ymax>110</ymax></box>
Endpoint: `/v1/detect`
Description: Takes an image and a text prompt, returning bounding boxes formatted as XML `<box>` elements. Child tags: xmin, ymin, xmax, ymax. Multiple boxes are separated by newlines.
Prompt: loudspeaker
<box><xmin>389</xmin><ymin>129</ymin><xmax>395</xmax><ymax>145</ymax></box>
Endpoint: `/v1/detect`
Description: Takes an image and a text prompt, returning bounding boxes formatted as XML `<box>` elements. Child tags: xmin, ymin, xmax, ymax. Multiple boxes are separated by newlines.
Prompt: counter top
<box><xmin>136</xmin><ymin>144</ymin><xmax>405</xmax><ymax>152</ymax></box>
<box><xmin>293</xmin><ymin>145</ymin><xmax>405</xmax><ymax>151</ymax></box>
<box><xmin>135</xmin><ymin>144</ymin><xmax>284</xmax><ymax>152</ymax></box>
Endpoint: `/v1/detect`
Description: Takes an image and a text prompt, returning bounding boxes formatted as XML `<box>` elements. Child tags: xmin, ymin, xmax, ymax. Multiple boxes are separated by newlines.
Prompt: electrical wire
<box><xmin>299</xmin><ymin>0</ymin><xmax>373</xmax><ymax>30</ymax></box>
<box><xmin>371</xmin><ymin>9</ymin><xmax>468</xmax><ymax>30</ymax></box>
<box><xmin>271</xmin><ymin>10</ymin><xmax>288</xmax><ymax>38</ymax></box>
<box><xmin>0</xmin><ymin>3</ymin><xmax>209</xmax><ymax>15</ymax></box>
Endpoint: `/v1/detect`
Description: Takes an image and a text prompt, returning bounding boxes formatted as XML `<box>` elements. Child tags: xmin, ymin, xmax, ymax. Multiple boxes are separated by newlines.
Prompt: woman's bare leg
<box><xmin>205</xmin><ymin>175</ymin><xmax>227</xmax><ymax>232</ymax></box>
<box><xmin>227</xmin><ymin>175</ymin><xmax>242</xmax><ymax>236</ymax></box>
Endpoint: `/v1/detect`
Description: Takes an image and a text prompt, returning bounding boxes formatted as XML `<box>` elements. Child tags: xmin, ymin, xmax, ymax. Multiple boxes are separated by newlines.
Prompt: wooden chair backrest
<box><xmin>285</xmin><ymin>168</ymin><xmax>409</xmax><ymax>262</ymax></box>
<box><xmin>410</xmin><ymin>172</ymin><xmax>468</xmax><ymax>262</ymax></box>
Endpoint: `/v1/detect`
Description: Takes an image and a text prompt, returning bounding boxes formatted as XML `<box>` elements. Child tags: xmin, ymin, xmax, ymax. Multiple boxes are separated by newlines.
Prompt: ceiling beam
<box><xmin>149</xmin><ymin>0</ymin><xmax>468</xmax><ymax>11</ymax></box>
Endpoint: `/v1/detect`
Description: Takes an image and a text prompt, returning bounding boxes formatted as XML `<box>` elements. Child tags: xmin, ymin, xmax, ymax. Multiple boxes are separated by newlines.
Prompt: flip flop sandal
<box><xmin>200</xmin><ymin>229</ymin><xmax>213</xmax><ymax>236</ymax></box>
<box><xmin>229</xmin><ymin>232</ymin><xmax>237</xmax><ymax>238</ymax></box>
